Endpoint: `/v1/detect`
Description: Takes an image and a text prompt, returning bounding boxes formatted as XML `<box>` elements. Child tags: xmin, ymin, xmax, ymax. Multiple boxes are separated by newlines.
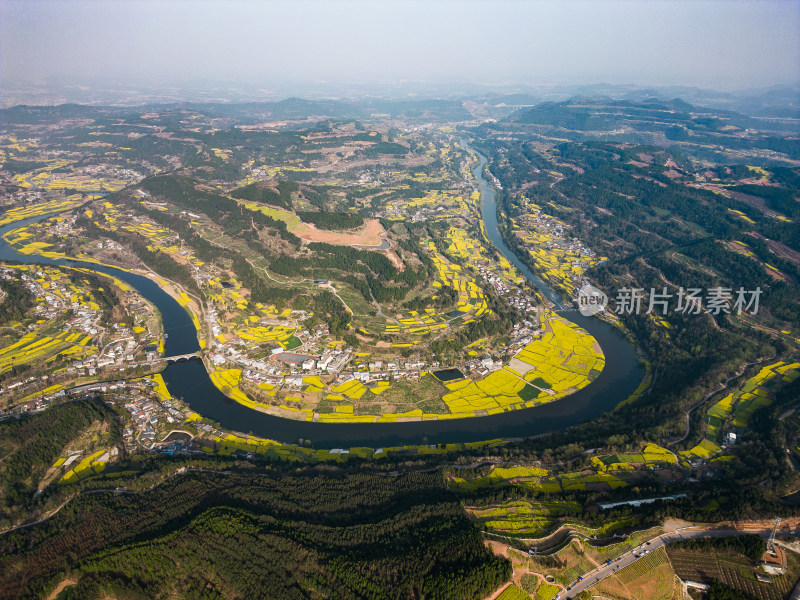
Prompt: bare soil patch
<box><xmin>293</xmin><ymin>218</ymin><xmax>386</xmax><ymax>247</ymax></box>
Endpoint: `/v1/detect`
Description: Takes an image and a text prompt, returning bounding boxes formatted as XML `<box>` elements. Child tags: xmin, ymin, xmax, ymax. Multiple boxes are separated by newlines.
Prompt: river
<box><xmin>0</xmin><ymin>150</ymin><xmax>642</xmax><ymax>447</ymax></box>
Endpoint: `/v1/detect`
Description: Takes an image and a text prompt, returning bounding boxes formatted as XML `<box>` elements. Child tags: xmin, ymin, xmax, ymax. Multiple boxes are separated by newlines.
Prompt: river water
<box><xmin>0</xmin><ymin>151</ymin><xmax>642</xmax><ymax>447</ymax></box>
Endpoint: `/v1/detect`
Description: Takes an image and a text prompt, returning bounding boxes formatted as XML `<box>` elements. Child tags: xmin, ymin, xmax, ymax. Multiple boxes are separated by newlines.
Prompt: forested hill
<box><xmin>470</xmin><ymin>109</ymin><xmax>800</xmax><ymax>464</ymax></box>
<box><xmin>509</xmin><ymin>98</ymin><xmax>753</xmax><ymax>129</ymax></box>
<box><xmin>0</xmin><ymin>469</ymin><xmax>510</xmax><ymax>600</ymax></box>
<box><xmin>507</xmin><ymin>98</ymin><xmax>800</xmax><ymax>158</ymax></box>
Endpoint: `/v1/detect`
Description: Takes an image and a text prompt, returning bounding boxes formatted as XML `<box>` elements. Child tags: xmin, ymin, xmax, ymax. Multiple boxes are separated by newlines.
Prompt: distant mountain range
<box><xmin>2</xmin><ymin>79</ymin><xmax>798</xmax><ymax>119</ymax></box>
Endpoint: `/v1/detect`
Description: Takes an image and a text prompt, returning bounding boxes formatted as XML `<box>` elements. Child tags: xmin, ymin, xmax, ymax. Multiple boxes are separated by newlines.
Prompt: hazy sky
<box><xmin>2</xmin><ymin>0</ymin><xmax>799</xmax><ymax>91</ymax></box>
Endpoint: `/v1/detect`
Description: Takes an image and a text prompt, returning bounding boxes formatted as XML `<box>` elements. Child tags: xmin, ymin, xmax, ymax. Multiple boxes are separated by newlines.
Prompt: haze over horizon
<box><xmin>2</xmin><ymin>0</ymin><xmax>799</xmax><ymax>98</ymax></box>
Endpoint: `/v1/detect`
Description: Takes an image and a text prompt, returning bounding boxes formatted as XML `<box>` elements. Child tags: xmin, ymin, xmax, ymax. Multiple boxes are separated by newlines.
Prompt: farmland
<box><xmin>466</xmin><ymin>499</ymin><xmax>582</xmax><ymax>537</ymax></box>
<box><xmin>496</xmin><ymin>584</ymin><xmax>532</xmax><ymax>600</ymax></box>
<box><xmin>667</xmin><ymin>545</ymin><xmax>800</xmax><ymax>600</ymax></box>
<box><xmin>588</xmin><ymin>547</ymin><xmax>678</xmax><ymax>600</ymax></box>
<box><xmin>510</xmin><ymin>200</ymin><xmax>607</xmax><ymax>297</ymax></box>
<box><xmin>195</xmin><ymin>431</ymin><xmax>508</xmax><ymax>463</ymax></box>
<box><xmin>0</xmin><ymin>122</ymin><xmax>606</xmax><ymax>423</ymax></box>
<box><xmin>679</xmin><ymin>360</ymin><xmax>800</xmax><ymax>466</ymax></box>
<box><xmin>204</xmin><ymin>303</ymin><xmax>604</xmax><ymax>422</ymax></box>
<box><xmin>238</xmin><ymin>198</ymin><xmax>387</xmax><ymax>246</ymax></box>
<box><xmin>0</xmin><ymin>195</ymin><xmax>88</xmax><ymax>226</ymax></box>
<box><xmin>0</xmin><ymin>263</ymin><xmax>161</xmax><ymax>407</ymax></box>
<box><xmin>1</xmin><ymin>91</ymin><xmax>800</xmax><ymax>600</ymax></box>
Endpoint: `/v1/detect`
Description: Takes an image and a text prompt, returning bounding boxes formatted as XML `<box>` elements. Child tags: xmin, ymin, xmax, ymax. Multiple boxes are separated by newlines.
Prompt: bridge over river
<box><xmin>165</xmin><ymin>353</ymin><xmax>202</xmax><ymax>363</ymax></box>
<box><xmin>0</xmin><ymin>143</ymin><xmax>643</xmax><ymax>446</ymax></box>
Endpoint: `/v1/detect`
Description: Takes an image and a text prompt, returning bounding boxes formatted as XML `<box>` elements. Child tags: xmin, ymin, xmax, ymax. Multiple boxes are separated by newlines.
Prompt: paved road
<box><xmin>562</xmin><ymin>522</ymin><xmax>796</xmax><ymax>599</ymax></box>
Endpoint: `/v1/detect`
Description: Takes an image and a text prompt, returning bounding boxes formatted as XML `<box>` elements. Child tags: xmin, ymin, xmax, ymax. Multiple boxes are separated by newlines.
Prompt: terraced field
<box><xmin>467</xmin><ymin>499</ymin><xmax>581</xmax><ymax>537</ymax></box>
<box><xmin>589</xmin><ymin>547</ymin><xmax>677</xmax><ymax>600</ymax></box>
<box><xmin>237</xmin><ymin>198</ymin><xmax>386</xmax><ymax>246</ymax></box>
<box><xmin>59</xmin><ymin>449</ymin><xmax>110</xmax><ymax>484</ymax></box>
<box><xmin>200</xmin><ymin>432</ymin><xmax>507</xmax><ymax>463</ymax></box>
<box><xmin>668</xmin><ymin>546</ymin><xmax>800</xmax><ymax>600</ymax></box>
<box><xmin>511</xmin><ymin>201</ymin><xmax>607</xmax><ymax>296</ymax></box>
<box><xmin>0</xmin><ymin>195</ymin><xmax>87</xmax><ymax>226</ymax></box>
<box><xmin>682</xmin><ymin>360</ymin><xmax>800</xmax><ymax>464</ymax></box>
<box><xmin>456</xmin><ymin>459</ymin><xmax>633</xmax><ymax>496</ymax></box>
<box><xmin>0</xmin><ymin>330</ymin><xmax>94</xmax><ymax>376</ymax></box>
<box><xmin>0</xmin><ymin>265</ymin><xmax>120</xmax><ymax>379</ymax></box>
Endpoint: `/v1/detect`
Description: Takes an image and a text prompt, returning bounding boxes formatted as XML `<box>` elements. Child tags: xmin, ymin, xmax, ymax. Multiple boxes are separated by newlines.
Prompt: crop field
<box><xmin>197</xmin><ymin>263</ymin><xmax>604</xmax><ymax>423</ymax></box>
<box><xmin>2</xmin><ymin>214</ymin><xmax>105</xmax><ymax>263</ymax></box>
<box><xmin>201</xmin><ymin>274</ymin><xmax>305</xmax><ymax>350</ymax></box>
<box><xmin>456</xmin><ymin>461</ymin><xmax>630</xmax><ymax>496</ymax></box>
<box><xmin>236</xmin><ymin>324</ymin><xmax>296</xmax><ymax>345</ymax></box>
<box><xmin>443</xmin><ymin>225</ymin><xmax>524</xmax><ymax>286</ymax></box>
<box><xmin>217</xmin><ymin>368</ymin><xmax>455</xmax><ymax>423</ymax></box>
<box><xmin>690</xmin><ymin>361</ymin><xmax>800</xmax><ymax>458</ymax></box>
<box><xmin>208</xmin><ymin>433</ymin><xmax>306</xmax><ymax>461</ymax></box>
<box><xmin>200</xmin><ymin>432</ymin><xmax>506</xmax><ymax>463</ymax></box>
<box><xmin>511</xmin><ymin>201</ymin><xmax>607</xmax><ymax>296</ymax></box>
<box><xmin>383</xmin><ymin>189</ymin><xmax>471</xmax><ymax>222</ymax></box>
<box><xmin>589</xmin><ymin>547</ymin><xmax>677</xmax><ymax>600</ymax></box>
<box><xmin>209</xmin><ymin>368</ymin><xmax>271</xmax><ymax>411</ymax></box>
<box><xmin>680</xmin><ymin>439</ymin><xmax>722</xmax><ymax>461</ymax></box>
<box><xmin>387</xmin><ymin>306</ymin><xmax>450</xmax><ymax>336</ymax></box>
<box><xmin>496</xmin><ymin>584</ymin><xmax>532</xmax><ymax>600</ymax></box>
<box><xmin>0</xmin><ymin>195</ymin><xmax>87</xmax><ymax>226</ymax></box>
<box><xmin>445</xmin><ymin>226</ymin><xmax>488</xmax><ymax>263</ymax></box>
<box><xmin>731</xmin><ymin>361</ymin><xmax>799</xmax><ymax>427</ymax></box>
<box><xmin>149</xmin><ymin>374</ymin><xmax>171</xmax><ymax>401</ymax></box>
<box><xmin>466</xmin><ymin>499</ymin><xmax>581</xmax><ymax>537</ymax></box>
<box><xmin>386</xmin><ymin>250</ymin><xmax>492</xmax><ymax>336</ymax></box>
<box><xmin>2</xmin><ymin>126</ymin><xmax>610</xmax><ymax>428</ymax></box>
<box><xmin>596</xmin><ymin>443</ymin><xmax>677</xmax><ymax>469</ymax></box>
<box><xmin>667</xmin><ymin>547</ymin><xmax>799</xmax><ymax>600</ymax></box>
<box><xmin>237</xmin><ymin>198</ymin><xmax>386</xmax><ymax>246</ymax></box>
<box><xmin>534</xmin><ymin>582</ymin><xmax>558</xmax><ymax>600</ymax></box>
<box><xmin>331</xmin><ymin>379</ymin><xmax>369</xmax><ymax>400</ymax></box>
<box><xmin>236</xmin><ymin>199</ymin><xmax>301</xmax><ymax>228</ymax></box>
<box><xmin>59</xmin><ymin>449</ymin><xmax>109</xmax><ymax>484</ymax></box>
<box><xmin>437</xmin><ymin>311</ymin><xmax>603</xmax><ymax>418</ymax></box>
<box><xmin>0</xmin><ymin>330</ymin><xmax>92</xmax><ymax>375</ymax></box>
<box><xmin>0</xmin><ymin>264</ymin><xmax>122</xmax><ymax>383</ymax></box>
<box><xmin>28</xmin><ymin>173</ymin><xmax>128</xmax><ymax>192</ymax></box>
<box><xmin>92</xmin><ymin>202</ymin><xmax>208</xmax><ymax>271</ymax></box>
<box><xmin>9</xmin><ymin>155</ymin><xmax>130</xmax><ymax>191</ymax></box>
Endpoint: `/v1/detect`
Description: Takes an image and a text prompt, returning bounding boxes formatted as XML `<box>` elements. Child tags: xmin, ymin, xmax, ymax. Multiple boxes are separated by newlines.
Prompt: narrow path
<box><xmin>45</xmin><ymin>578</ymin><xmax>78</xmax><ymax>600</ymax></box>
<box><xmin>320</xmin><ymin>282</ymin><xmax>353</xmax><ymax>315</ymax></box>
<box><xmin>367</xmin><ymin>285</ymin><xmax>400</xmax><ymax>325</ymax></box>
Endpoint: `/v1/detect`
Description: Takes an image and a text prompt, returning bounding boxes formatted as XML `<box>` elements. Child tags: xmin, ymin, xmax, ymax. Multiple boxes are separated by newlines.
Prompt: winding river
<box><xmin>0</xmin><ymin>149</ymin><xmax>642</xmax><ymax>447</ymax></box>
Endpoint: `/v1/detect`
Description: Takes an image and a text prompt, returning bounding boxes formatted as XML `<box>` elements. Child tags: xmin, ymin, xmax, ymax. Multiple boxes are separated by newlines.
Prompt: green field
<box><xmin>497</xmin><ymin>584</ymin><xmax>532</xmax><ymax>600</ymax></box>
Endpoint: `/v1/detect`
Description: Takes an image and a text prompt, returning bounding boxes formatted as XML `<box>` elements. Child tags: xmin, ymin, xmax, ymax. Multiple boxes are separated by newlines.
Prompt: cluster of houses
<box><xmin>121</xmin><ymin>379</ymin><xmax>188</xmax><ymax>450</ymax></box>
<box><xmin>476</xmin><ymin>266</ymin><xmax>537</xmax><ymax>314</ymax></box>
<box><xmin>516</xmin><ymin>201</ymin><xmax>597</xmax><ymax>264</ymax></box>
<box><xmin>334</xmin><ymin>357</ymin><xmax>428</xmax><ymax>385</ymax></box>
<box><xmin>0</xmin><ymin>268</ymin><xmax>157</xmax><ymax>400</ymax></box>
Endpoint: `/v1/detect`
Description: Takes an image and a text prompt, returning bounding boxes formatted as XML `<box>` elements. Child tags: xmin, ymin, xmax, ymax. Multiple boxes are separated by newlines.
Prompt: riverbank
<box><xmin>0</xmin><ymin>159</ymin><xmax>642</xmax><ymax>446</ymax></box>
